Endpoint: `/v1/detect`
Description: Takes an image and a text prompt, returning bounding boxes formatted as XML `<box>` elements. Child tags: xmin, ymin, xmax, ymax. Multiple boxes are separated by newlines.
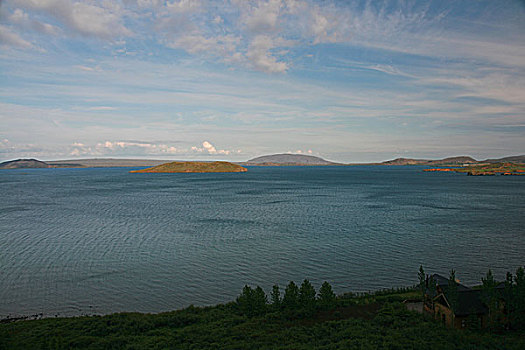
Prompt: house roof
<box><xmin>431</xmin><ymin>274</ymin><xmax>471</xmax><ymax>291</ymax></box>
<box><xmin>433</xmin><ymin>288</ymin><xmax>489</xmax><ymax>316</ymax></box>
<box><xmin>429</xmin><ymin>274</ymin><xmax>490</xmax><ymax>316</ymax></box>
<box><xmin>455</xmin><ymin>289</ymin><xmax>488</xmax><ymax>316</ymax></box>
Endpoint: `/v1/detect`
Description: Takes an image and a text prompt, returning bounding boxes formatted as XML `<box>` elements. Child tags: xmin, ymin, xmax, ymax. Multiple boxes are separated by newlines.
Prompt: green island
<box><xmin>1</xmin><ymin>267</ymin><xmax>524</xmax><ymax>350</ymax></box>
<box><xmin>129</xmin><ymin>161</ymin><xmax>247</xmax><ymax>173</ymax></box>
<box><xmin>424</xmin><ymin>162</ymin><xmax>525</xmax><ymax>176</ymax></box>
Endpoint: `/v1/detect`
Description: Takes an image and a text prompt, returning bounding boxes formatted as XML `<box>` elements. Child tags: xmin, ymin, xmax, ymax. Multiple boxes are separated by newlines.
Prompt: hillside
<box><xmin>424</xmin><ymin>162</ymin><xmax>525</xmax><ymax>176</ymax></box>
<box><xmin>48</xmin><ymin>158</ymin><xmax>168</xmax><ymax>168</ymax></box>
<box><xmin>245</xmin><ymin>153</ymin><xmax>339</xmax><ymax>165</ymax></box>
<box><xmin>1</xmin><ymin>286</ymin><xmax>523</xmax><ymax>349</ymax></box>
<box><xmin>0</xmin><ymin>159</ymin><xmax>52</xmax><ymax>169</ymax></box>
<box><xmin>130</xmin><ymin>161</ymin><xmax>247</xmax><ymax>173</ymax></box>
<box><xmin>483</xmin><ymin>155</ymin><xmax>525</xmax><ymax>164</ymax></box>
<box><xmin>382</xmin><ymin>156</ymin><xmax>477</xmax><ymax>166</ymax></box>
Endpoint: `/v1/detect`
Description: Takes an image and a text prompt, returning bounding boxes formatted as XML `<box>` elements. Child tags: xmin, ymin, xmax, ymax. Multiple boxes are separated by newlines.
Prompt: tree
<box><xmin>237</xmin><ymin>285</ymin><xmax>254</xmax><ymax>316</ymax></box>
<box><xmin>503</xmin><ymin>271</ymin><xmax>514</xmax><ymax>329</ymax></box>
<box><xmin>428</xmin><ymin>275</ymin><xmax>436</xmax><ymax>296</ymax></box>
<box><xmin>514</xmin><ymin>267</ymin><xmax>525</xmax><ymax>329</ymax></box>
<box><xmin>282</xmin><ymin>281</ymin><xmax>299</xmax><ymax>310</ymax></box>
<box><xmin>418</xmin><ymin>265</ymin><xmax>426</xmax><ymax>298</ymax></box>
<box><xmin>237</xmin><ymin>285</ymin><xmax>267</xmax><ymax>317</ymax></box>
<box><xmin>299</xmin><ymin>279</ymin><xmax>316</xmax><ymax>312</ymax></box>
<box><xmin>270</xmin><ymin>284</ymin><xmax>281</xmax><ymax>309</ymax></box>
<box><xmin>481</xmin><ymin>269</ymin><xmax>498</xmax><ymax>329</ymax></box>
<box><xmin>318</xmin><ymin>281</ymin><xmax>336</xmax><ymax>309</ymax></box>
<box><xmin>446</xmin><ymin>269</ymin><xmax>458</xmax><ymax>315</ymax></box>
<box><xmin>253</xmin><ymin>286</ymin><xmax>267</xmax><ymax>316</ymax></box>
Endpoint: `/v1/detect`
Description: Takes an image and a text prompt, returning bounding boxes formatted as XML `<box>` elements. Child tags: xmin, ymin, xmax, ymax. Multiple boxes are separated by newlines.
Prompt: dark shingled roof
<box><xmin>454</xmin><ymin>289</ymin><xmax>488</xmax><ymax>316</ymax></box>
<box><xmin>431</xmin><ymin>274</ymin><xmax>471</xmax><ymax>291</ymax></box>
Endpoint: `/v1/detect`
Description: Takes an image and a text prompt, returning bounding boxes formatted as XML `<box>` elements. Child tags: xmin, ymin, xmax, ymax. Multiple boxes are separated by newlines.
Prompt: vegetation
<box><xmin>129</xmin><ymin>161</ymin><xmax>247</xmax><ymax>173</ymax></box>
<box><xmin>1</xmin><ymin>275</ymin><xmax>524</xmax><ymax>350</ymax></box>
<box><xmin>423</xmin><ymin>162</ymin><xmax>525</xmax><ymax>175</ymax></box>
<box><xmin>446</xmin><ymin>269</ymin><xmax>459</xmax><ymax>313</ymax></box>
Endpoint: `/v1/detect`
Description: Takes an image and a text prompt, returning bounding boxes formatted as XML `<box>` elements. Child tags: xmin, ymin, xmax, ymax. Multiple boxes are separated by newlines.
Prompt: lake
<box><xmin>1</xmin><ymin>166</ymin><xmax>524</xmax><ymax>318</ymax></box>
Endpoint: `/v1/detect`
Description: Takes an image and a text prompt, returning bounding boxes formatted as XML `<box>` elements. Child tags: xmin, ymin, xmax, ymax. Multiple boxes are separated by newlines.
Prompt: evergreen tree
<box><xmin>237</xmin><ymin>285</ymin><xmax>254</xmax><ymax>317</ymax></box>
<box><xmin>253</xmin><ymin>286</ymin><xmax>268</xmax><ymax>316</ymax></box>
<box><xmin>428</xmin><ymin>275</ymin><xmax>436</xmax><ymax>297</ymax></box>
<box><xmin>418</xmin><ymin>265</ymin><xmax>426</xmax><ymax>298</ymax></box>
<box><xmin>514</xmin><ymin>267</ymin><xmax>525</xmax><ymax>330</ymax></box>
<box><xmin>318</xmin><ymin>281</ymin><xmax>336</xmax><ymax>309</ymax></box>
<box><xmin>481</xmin><ymin>269</ymin><xmax>498</xmax><ymax>328</ymax></box>
<box><xmin>503</xmin><ymin>271</ymin><xmax>514</xmax><ymax>329</ymax></box>
<box><xmin>446</xmin><ymin>270</ymin><xmax>458</xmax><ymax>315</ymax></box>
<box><xmin>299</xmin><ymin>279</ymin><xmax>316</xmax><ymax>312</ymax></box>
<box><xmin>270</xmin><ymin>284</ymin><xmax>281</xmax><ymax>309</ymax></box>
<box><xmin>282</xmin><ymin>281</ymin><xmax>299</xmax><ymax>310</ymax></box>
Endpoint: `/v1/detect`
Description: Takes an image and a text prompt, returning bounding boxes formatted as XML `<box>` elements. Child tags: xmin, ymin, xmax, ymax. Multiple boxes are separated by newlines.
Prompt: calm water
<box><xmin>1</xmin><ymin>166</ymin><xmax>524</xmax><ymax>318</ymax></box>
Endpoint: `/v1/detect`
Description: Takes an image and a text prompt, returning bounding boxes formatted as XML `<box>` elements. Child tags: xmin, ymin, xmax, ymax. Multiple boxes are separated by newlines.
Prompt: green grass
<box><xmin>1</xmin><ymin>290</ymin><xmax>523</xmax><ymax>350</ymax></box>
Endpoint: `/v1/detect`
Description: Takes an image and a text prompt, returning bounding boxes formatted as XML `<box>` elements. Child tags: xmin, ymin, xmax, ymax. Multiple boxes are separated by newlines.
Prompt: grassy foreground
<box><xmin>1</xmin><ymin>288</ymin><xmax>523</xmax><ymax>350</ymax></box>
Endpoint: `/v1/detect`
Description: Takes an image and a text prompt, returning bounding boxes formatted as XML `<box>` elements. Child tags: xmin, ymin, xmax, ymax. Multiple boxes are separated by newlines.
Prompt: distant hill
<box><xmin>382</xmin><ymin>156</ymin><xmax>478</xmax><ymax>166</ymax></box>
<box><xmin>0</xmin><ymin>159</ymin><xmax>52</xmax><ymax>169</ymax></box>
<box><xmin>482</xmin><ymin>155</ymin><xmax>525</xmax><ymax>164</ymax></box>
<box><xmin>130</xmin><ymin>161</ymin><xmax>247</xmax><ymax>173</ymax></box>
<box><xmin>382</xmin><ymin>155</ymin><xmax>525</xmax><ymax>166</ymax></box>
<box><xmin>48</xmin><ymin>158</ymin><xmax>168</xmax><ymax>168</ymax></box>
<box><xmin>245</xmin><ymin>154</ymin><xmax>339</xmax><ymax>165</ymax></box>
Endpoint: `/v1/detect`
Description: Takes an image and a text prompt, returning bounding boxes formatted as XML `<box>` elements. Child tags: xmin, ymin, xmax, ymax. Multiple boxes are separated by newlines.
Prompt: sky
<box><xmin>0</xmin><ymin>0</ymin><xmax>524</xmax><ymax>163</ymax></box>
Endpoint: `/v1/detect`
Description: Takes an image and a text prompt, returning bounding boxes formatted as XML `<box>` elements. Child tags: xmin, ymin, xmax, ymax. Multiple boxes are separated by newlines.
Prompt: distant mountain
<box><xmin>245</xmin><ymin>154</ymin><xmax>339</xmax><ymax>165</ymax></box>
<box><xmin>482</xmin><ymin>155</ymin><xmax>525</xmax><ymax>164</ymax></box>
<box><xmin>381</xmin><ymin>155</ymin><xmax>525</xmax><ymax>166</ymax></box>
<box><xmin>382</xmin><ymin>156</ymin><xmax>478</xmax><ymax>166</ymax></box>
<box><xmin>48</xmin><ymin>158</ymin><xmax>168</xmax><ymax>168</ymax></box>
<box><xmin>0</xmin><ymin>159</ymin><xmax>52</xmax><ymax>169</ymax></box>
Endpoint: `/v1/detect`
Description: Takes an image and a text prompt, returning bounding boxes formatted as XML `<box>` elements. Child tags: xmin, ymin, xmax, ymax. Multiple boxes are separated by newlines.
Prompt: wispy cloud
<box><xmin>0</xmin><ymin>0</ymin><xmax>524</xmax><ymax>161</ymax></box>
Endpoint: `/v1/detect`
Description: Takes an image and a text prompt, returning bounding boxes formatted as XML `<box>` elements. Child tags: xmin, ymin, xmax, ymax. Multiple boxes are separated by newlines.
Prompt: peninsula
<box><xmin>129</xmin><ymin>161</ymin><xmax>247</xmax><ymax>173</ymax></box>
<box><xmin>423</xmin><ymin>162</ymin><xmax>525</xmax><ymax>176</ymax></box>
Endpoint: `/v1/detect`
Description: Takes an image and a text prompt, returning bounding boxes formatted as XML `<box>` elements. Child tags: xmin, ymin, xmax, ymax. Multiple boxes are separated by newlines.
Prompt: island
<box><xmin>129</xmin><ymin>161</ymin><xmax>247</xmax><ymax>173</ymax></box>
<box><xmin>423</xmin><ymin>162</ymin><xmax>525</xmax><ymax>175</ymax></box>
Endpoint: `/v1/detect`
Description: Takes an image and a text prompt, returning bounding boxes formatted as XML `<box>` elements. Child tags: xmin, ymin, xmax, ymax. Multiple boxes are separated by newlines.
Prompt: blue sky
<box><xmin>0</xmin><ymin>0</ymin><xmax>524</xmax><ymax>162</ymax></box>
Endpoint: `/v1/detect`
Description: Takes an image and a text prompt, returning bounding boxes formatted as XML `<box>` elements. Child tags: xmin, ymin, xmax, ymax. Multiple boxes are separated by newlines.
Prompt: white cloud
<box><xmin>246</xmin><ymin>35</ymin><xmax>288</xmax><ymax>73</ymax></box>
<box><xmin>74</xmin><ymin>65</ymin><xmax>97</xmax><ymax>72</ymax></box>
<box><xmin>8</xmin><ymin>8</ymin><xmax>59</xmax><ymax>35</ymax></box>
<box><xmin>202</xmin><ymin>140</ymin><xmax>217</xmax><ymax>153</ymax></box>
<box><xmin>308</xmin><ymin>6</ymin><xmax>339</xmax><ymax>44</ymax></box>
<box><xmin>241</xmin><ymin>0</ymin><xmax>283</xmax><ymax>33</ymax></box>
<box><xmin>288</xmin><ymin>149</ymin><xmax>313</xmax><ymax>154</ymax></box>
<box><xmin>136</xmin><ymin>0</ymin><xmax>162</xmax><ymax>9</ymax></box>
<box><xmin>87</xmin><ymin>106</ymin><xmax>117</xmax><ymax>111</ymax></box>
<box><xmin>13</xmin><ymin>0</ymin><xmax>132</xmax><ymax>39</ymax></box>
<box><xmin>167</xmin><ymin>34</ymin><xmax>240</xmax><ymax>56</ymax></box>
<box><xmin>192</xmin><ymin>141</ymin><xmax>233</xmax><ymax>155</ymax></box>
<box><xmin>69</xmin><ymin>140</ymin><xmax>181</xmax><ymax>156</ymax></box>
<box><xmin>0</xmin><ymin>24</ymin><xmax>33</xmax><ymax>48</ymax></box>
<box><xmin>165</xmin><ymin>0</ymin><xmax>201</xmax><ymax>14</ymax></box>
<box><xmin>212</xmin><ymin>15</ymin><xmax>223</xmax><ymax>25</ymax></box>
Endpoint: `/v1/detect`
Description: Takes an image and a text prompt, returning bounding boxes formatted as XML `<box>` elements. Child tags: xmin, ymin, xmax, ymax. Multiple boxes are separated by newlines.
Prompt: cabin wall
<box><xmin>434</xmin><ymin>303</ymin><xmax>454</xmax><ymax>327</ymax></box>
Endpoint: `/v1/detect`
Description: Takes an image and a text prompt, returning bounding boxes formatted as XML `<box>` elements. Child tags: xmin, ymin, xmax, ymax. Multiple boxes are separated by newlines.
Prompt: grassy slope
<box><xmin>1</xmin><ymin>291</ymin><xmax>523</xmax><ymax>350</ymax></box>
<box><xmin>130</xmin><ymin>161</ymin><xmax>247</xmax><ymax>173</ymax></box>
<box><xmin>456</xmin><ymin>163</ymin><xmax>525</xmax><ymax>175</ymax></box>
<box><xmin>424</xmin><ymin>163</ymin><xmax>525</xmax><ymax>175</ymax></box>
